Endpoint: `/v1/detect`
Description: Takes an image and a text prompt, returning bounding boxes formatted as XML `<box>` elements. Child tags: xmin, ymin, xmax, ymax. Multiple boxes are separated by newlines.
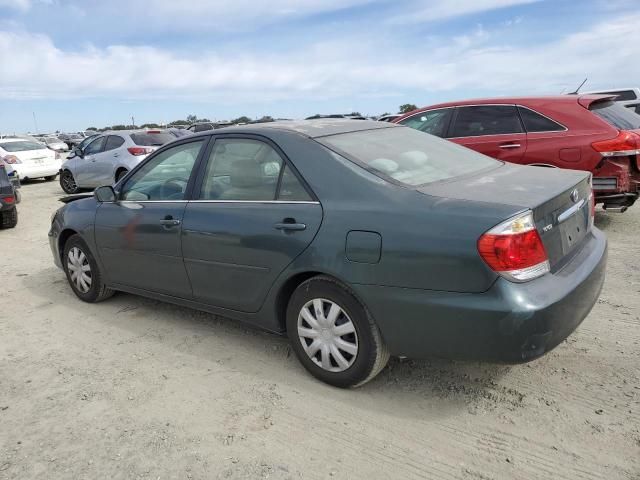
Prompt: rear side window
<box><xmin>278</xmin><ymin>165</ymin><xmax>312</xmax><ymax>201</ymax></box>
<box><xmin>130</xmin><ymin>132</ymin><xmax>175</xmax><ymax>146</ymax></box>
<box><xmin>590</xmin><ymin>101</ymin><xmax>640</xmax><ymax>130</ymax></box>
<box><xmin>104</xmin><ymin>136</ymin><xmax>125</xmax><ymax>151</ymax></box>
<box><xmin>451</xmin><ymin>105</ymin><xmax>523</xmax><ymax>137</ymax></box>
<box><xmin>320</xmin><ymin>126</ymin><xmax>498</xmax><ymax>186</ymax></box>
<box><xmin>398</xmin><ymin>109</ymin><xmax>452</xmax><ymax>138</ymax></box>
<box><xmin>518</xmin><ymin>107</ymin><xmax>565</xmax><ymax>132</ymax></box>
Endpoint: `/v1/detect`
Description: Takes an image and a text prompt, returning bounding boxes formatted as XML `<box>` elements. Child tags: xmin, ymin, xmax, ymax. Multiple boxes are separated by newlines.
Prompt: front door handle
<box><xmin>499</xmin><ymin>143</ymin><xmax>521</xmax><ymax>149</ymax></box>
<box><xmin>160</xmin><ymin>217</ymin><xmax>181</xmax><ymax>227</ymax></box>
<box><xmin>274</xmin><ymin>219</ymin><xmax>306</xmax><ymax>231</ymax></box>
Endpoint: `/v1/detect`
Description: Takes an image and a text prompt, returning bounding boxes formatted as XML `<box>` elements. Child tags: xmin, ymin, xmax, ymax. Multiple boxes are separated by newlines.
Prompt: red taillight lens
<box><xmin>127</xmin><ymin>147</ymin><xmax>153</xmax><ymax>156</ymax></box>
<box><xmin>478</xmin><ymin>211</ymin><xmax>549</xmax><ymax>282</ymax></box>
<box><xmin>2</xmin><ymin>155</ymin><xmax>20</xmax><ymax>164</ymax></box>
<box><xmin>2</xmin><ymin>196</ymin><xmax>15</xmax><ymax>204</ymax></box>
<box><xmin>591</xmin><ymin>130</ymin><xmax>640</xmax><ymax>157</ymax></box>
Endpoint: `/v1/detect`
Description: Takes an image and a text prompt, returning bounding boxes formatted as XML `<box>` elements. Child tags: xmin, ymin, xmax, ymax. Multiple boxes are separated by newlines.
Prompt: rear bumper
<box><xmin>13</xmin><ymin>162</ymin><xmax>61</xmax><ymax>180</ymax></box>
<box><xmin>593</xmin><ymin>158</ymin><xmax>640</xmax><ymax>206</ymax></box>
<box><xmin>353</xmin><ymin>228</ymin><xmax>607</xmax><ymax>362</ymax></box>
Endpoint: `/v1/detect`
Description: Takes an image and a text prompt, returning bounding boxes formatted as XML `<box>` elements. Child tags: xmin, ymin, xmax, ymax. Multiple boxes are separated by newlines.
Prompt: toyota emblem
<box><xmin>570</xmin><ymin>188</ymin><xmax>579</xmax><ymax>203</ymax></box>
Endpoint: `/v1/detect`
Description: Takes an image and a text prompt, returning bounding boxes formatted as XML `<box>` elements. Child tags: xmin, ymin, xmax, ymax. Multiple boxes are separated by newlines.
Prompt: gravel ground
<box><xmin>0</xmin><ymin>179</ymin><xmax>638</xmax><ymax>480</ymax></box>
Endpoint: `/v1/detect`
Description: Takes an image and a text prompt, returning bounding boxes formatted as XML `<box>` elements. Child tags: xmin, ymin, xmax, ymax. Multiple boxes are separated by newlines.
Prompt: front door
<box><xmin>182</xmin><ymin>136</ymin><xmax>322</xmax><ymax>313</ymax></box>
<box><xmin>75</xmin><ymin>136</ymin><xmax>106</xmax><ymax>187</ymax></box>
<box><xmin>449</xmin><ymin>105</ymin><xmax>527</xmax><ymax>164</ymax></box>
<box><xmin>94</xmin><ymin>138</ymin><xmax>207</xmax><ymax>298</ymax></box>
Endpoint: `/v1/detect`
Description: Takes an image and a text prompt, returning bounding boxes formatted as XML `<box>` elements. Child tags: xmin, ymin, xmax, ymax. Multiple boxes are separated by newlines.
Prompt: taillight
<box><xmin>591</xmin><ymin>130</ymin><xmax>640</xmax><ymax>157</ymax></box>
<box><xmin>478</xmin><ymin>211</ymin><xmax>549</xmax><ymax>282</ymax></box>
<box><xmin>127</xmin><ymin>147</ymin><xmax>153</xmax><ymax>156</ymax></box>
<box><xmin>2</xmin><ymin>155</ymin><xmax>20</xmax><ymax>164</ymax></box>
<box><xmin>2</xmin><ymin>196</ymin><xmax>15</xmax><ymax>204</ymax></box>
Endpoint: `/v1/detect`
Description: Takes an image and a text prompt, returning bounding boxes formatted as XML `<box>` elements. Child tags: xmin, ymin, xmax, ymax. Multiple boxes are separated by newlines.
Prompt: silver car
<box><xmin>59</xmin><ymin>130</ymin><xmax>175</xmax><ymax>194</ymax></box>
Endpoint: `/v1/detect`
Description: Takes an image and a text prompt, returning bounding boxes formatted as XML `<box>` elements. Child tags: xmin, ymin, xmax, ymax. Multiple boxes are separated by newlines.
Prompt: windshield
<box><xmin>590</xmin><ymin>100</ymin><xmax>640</xmax><ymax>130</ymax></box>
<box><xmin>0</xmin><ymin>141</ymin><xmax>47</xmax><ymax>152</ymax></box>
<box><xmin>131</xmin><ymin>132</ymin><xmax>175</xmax><ymax>146</ymax></box>
<box><xmin>319</xmin><ymin>126</ymin><xmax>499</xmax><ymax>186</ymax></box>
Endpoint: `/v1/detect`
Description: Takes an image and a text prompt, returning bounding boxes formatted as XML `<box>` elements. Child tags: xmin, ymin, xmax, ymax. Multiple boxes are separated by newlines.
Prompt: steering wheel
<box><xmin>160</xmin><ymin>176</ymin><xmax>188</xmax><ymax>199</ymax></box>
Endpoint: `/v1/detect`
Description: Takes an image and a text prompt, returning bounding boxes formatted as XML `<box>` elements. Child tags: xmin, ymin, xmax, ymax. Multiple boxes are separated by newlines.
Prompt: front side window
<box><xmin>200</xmin><ymin>139</ymin><xmax>285</xmax><ymax>201</ymax></box>
<box><xmin>518</xmin><ymin>107</ymin><xmax>565</xmax><ymax>132</ymax></box>
<box><xmin>84</xmin><ymin>137</ymin><xmax>106</xmax><ymax>155</ymax></box>
<box><xmin>398</xmin><ymin>109</ymin><xmax>452</xmax><ymax>137</ymax></box>
<box><xmin>319</xmin><ymin>126</ymin><xmax>499</xmax><ymax>186</ymax></box>
<box><xmin>451</xmin><ymin>105</ymin><xmax>523</xmax><ymax>137</ymax></box>
<box><xmin>121</xmin><ymin>140</ymin><xmax>204</xmax><ymax>201</ymax></box>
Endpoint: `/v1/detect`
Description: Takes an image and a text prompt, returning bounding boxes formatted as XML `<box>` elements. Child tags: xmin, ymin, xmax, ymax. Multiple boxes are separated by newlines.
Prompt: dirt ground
<box><xmin>0</xmin><ymin>179</ymin><xmax>638</xmax><ymax>480</ymax></box>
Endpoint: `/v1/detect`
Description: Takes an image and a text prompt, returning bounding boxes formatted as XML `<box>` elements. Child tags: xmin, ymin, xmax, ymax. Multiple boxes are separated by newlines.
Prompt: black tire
<box><xmin>60</xmin><ymin>170</ymin><xmax>78</xmax><ymax>194</ymax></box>
<box><xmin>62</xmin><ymin>234</ymin><xmax>114</xmax><ymax>303</ymax></box>
<box><xmin>286</xmin><ymin>276</ymin><xmax>389</xmax><ymax>388</ymax></box>
<box><xmin>116</xmin><ymin>169</ymin><xmax>128</xmax><ymax>182</ymax></box>
<box><xmin>0</xmin><ymin>207</ymin><xmax>18</xmax><ymax>229</ymax></box>
<box><xmin>44</xmin><ymin>174</ymin><xmax>57</xmax><ymax>182</ymax></box>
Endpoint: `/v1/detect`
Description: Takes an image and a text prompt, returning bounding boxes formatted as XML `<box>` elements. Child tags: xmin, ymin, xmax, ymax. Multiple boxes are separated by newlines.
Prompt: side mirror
<box><xmin>94</xmin><ymin>185</ymin><xmax>116</xmax><ymax>203</ymax></box>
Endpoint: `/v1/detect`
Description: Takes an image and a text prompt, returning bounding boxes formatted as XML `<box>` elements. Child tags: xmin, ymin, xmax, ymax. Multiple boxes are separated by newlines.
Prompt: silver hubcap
<box><xmin>297</xmin><ymin>298</ymin><xmax>358</xmax><ymax>372</ymax></box>
<box><xmin>67</xmin><ymin>247</ymin><xmax>92</xmax><ymax>293</ymax></box>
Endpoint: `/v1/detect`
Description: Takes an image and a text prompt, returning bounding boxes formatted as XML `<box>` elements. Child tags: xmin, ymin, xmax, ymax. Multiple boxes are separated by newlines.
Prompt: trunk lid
<box><xmin>419</xmin><ymin>163</ymin><xmax>592</xmax><ymax>269</ymax></box>
<box><xmin>16</xmin><ymin>148</ymin><xmax>56</xmax><ymax>165</ymax></box>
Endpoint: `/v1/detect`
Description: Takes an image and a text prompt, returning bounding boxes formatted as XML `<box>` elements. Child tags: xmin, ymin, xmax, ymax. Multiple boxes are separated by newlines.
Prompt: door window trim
<box><xmin>191</xmin><ymin>133</ymin><xmax>319</xmax><ymax>204</ymax></box>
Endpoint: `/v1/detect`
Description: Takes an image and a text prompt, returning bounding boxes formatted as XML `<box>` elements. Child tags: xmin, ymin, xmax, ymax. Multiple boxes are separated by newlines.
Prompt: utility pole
<box><xmin>131</xmin><ymin>115</ymin><xmax>135</xmax><ymax>128</ymax></box>
<box><xmin>32</xmin><ymin>112</ymin><xmax>39</xmax><ymax>134</ymax></box>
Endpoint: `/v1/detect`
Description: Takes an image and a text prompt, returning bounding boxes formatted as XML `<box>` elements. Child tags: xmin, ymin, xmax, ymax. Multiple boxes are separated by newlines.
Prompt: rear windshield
<box><xmin>590</xmin><ymin>101</ymin><xmax>640</xmax><ymax>130</ymax></box>
<box><xmin>130</xmin><ymin>132</ymin><xmax>175</xmax><ymax>146</ymax></box>
<box><xmin>0</xmin><ymin>141</ymin><xmax>46</xmax><ymax>152</ymax></box>
<box><xmin>319</xmin><ymin>126</ymin><xmax>499</xmax><ymax>186</ymax></box>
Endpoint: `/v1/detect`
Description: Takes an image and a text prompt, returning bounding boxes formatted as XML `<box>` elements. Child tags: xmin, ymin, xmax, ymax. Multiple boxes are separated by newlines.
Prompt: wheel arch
<box><xmin>58</xmin><ymin>228</ymin><xmax>78</xmax><ymax>262</ymax></box>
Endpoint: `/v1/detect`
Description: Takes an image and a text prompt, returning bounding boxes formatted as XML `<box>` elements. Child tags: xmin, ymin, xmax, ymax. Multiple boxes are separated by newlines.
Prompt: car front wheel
<box><xmin>286</xmin><ymin>276</ymin><xmax>389</xmax><ymax>388</ymax></box>
<box><xmin>63</xmin><ymin>234</ymin><xmax>114</xmax><ymax>303</ymax></box>
<box><xmin>60</xmin><ymin>170</ymin><xmax>78</xmax><ymax>194</ymax></box>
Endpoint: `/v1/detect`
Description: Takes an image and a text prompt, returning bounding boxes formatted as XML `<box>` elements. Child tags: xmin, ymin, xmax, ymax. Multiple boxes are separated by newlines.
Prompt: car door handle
<box><xmin>160</xmin><ymin>217</ymin><xmax>181</xmax><ymax>227</ymax></box>
<box><xmin>274</xmin><ymin>220</ymin><xmax>306</xmax><ymax>231</ymax></box>
<box><xmin>499</xmin><ymin>143</ymin><xmax>521</xmax><ymax>149</ymax></box>
<box><xmin>113</xmin><ymin>153</ymin><xmax>119</xmax><ymax>157</ymax></box>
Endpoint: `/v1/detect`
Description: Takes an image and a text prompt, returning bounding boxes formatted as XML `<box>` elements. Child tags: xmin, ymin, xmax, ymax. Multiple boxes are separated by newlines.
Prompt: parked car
<box><xmin>377</xmin><ymin>114</ymin><xmax>401</xmax><ymax>123</ymax></box>
<box><xmin>59</xmin><ymin>130</ymin><xmax>176</xmax><ymax>193</ymax></box>
<box><xmin>305</xmin><ymin>114</ymin><xmax>366</xmax><ymax>120</ymax></box>
<box><xmin>0</xmin><ymin>138</ymin><xmax>61</xmax><ymax>181</ymax></box>
<box><xmin>186</xmin><ymin>122</ymin><xmax>234</xmax><ymax>133</ymax></box>
<box><xmin>0</xmin><ymin>159</ymin><xmax>19</xmax><ymax>228</ymax></box>
<box><xmin>49</xmin><ymin>120</ymin><xmax>606</xmax><ymax>387</ymax></box>
<box><xmin>394</xmin><ymin>95</ymin><xmax>640</xmax><ymax>211</ymax></box>
<box><xmin>581</xmin><ymin>88</ymin><xmax>640</xmax><ymax>114</ymax></box>
<box><xmin>59</xmin><ymin>133</ymin><xmax>84</xmax><ymax>149</ymax></box>
<box><xmin>39</xmin><ymin>135</ymin><xmax>69</xmax><ymax>152</ymax></box>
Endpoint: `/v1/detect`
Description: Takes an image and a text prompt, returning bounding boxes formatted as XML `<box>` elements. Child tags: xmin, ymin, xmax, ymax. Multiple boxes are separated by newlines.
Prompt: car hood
<box><xmin>418</xmin><ymin>162</ymin><xmax>589</xmax><ymax>209</ymax></box>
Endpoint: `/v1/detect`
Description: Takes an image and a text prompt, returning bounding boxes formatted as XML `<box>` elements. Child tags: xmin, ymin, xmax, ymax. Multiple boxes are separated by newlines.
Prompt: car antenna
<box><xmin>568</xmin><ymin>78</ymin><xmax>588</xmax><ymax>95</ymax></box>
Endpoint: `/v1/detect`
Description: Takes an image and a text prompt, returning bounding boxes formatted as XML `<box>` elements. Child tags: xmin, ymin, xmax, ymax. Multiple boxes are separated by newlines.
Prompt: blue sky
<box><xmin>0</xmin><ymin>0</ymin><xmax>638</xmax><ymax>133</ymax></box>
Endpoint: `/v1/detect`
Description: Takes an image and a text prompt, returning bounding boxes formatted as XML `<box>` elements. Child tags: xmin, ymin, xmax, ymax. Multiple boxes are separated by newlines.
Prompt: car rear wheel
<box><xmin>0</xmin><ymin>207</ymin><xmax>18</xmax><ymax>229</ymax></box>
<box><xmin>60</xmin><ymin>170</ymin><xmax>78</xmax><ymax>194</ymax></box>
<box><xmin>286</xmin><ymin>276</ymin><xmax>389</xmax><ymax>388</ymax></box>
<box><xmin>63</xmin><ymin>234</ymin><xmax>114</xmax><ymax>303</ymax></box>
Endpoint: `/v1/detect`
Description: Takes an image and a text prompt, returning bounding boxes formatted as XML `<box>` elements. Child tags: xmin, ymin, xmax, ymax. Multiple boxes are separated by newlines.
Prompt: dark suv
<box><xmin>0</xmin><ymin>159</ymin><xmax>19</xmax><ymax>229</ymax></box>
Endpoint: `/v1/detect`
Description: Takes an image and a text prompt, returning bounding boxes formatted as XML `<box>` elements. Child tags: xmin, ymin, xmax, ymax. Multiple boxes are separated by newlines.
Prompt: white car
<box><xmin>59</xmin><ymin>130</ymin><xmax>176</xmax><ymax>193</ymax></box>
<box><xmin>40</xmin><ymin>136</ymin><xmax>69</xmax><ymax>152</ymax></box>
<box><xmin>0</xmin><ymin>138</ymin><xmax>61</xmax><ymax>181</ymax></box>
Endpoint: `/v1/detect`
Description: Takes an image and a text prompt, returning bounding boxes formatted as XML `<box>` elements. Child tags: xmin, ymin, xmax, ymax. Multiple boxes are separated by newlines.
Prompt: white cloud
<box><xmin>1</xmin><ymin>13</ymin><xmax>639</xmax><ymax>104</ymax></box>
<box><xmin>0</xmin><ymin>0</ymin><xmax>30</xmax><ymax>10</ymax></box>
<box><xmin>389</xmin><ymin>0</ymin><xmax>541</xmax><ymax>23</ymax></box>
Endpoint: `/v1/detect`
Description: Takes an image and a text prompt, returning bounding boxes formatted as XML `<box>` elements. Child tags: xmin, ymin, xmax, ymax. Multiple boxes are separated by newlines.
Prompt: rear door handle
<box><xmin>499</xmin><ymin>143</ymin><xmax>521</xmax><ymax>149</ymax></box>
<box><xmin>160</xmin><ymin>217</ymin><xmax>181</xmax><ymax>227</ymax></box>
<box><xmin>274</xmin><ymin>221</ymin><xmax>306</xmax><ymax>231</ymax></box>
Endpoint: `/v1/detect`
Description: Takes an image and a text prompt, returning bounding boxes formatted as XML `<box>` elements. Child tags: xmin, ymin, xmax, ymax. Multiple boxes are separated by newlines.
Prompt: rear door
<box><xmin>91</xmin><ymin>135</ymin><xmax>126</xmax><ymax>185</ymax></box>
<box><xmin>75</xmin><ymin>136</ymin><xmax>106</xmax><ymax>187</ymax></box>
<box><xmin>517</xmin><ymin>106</ymin><xmax>572</xmax><ymax>167</ymax></box>
<box><xmin>181</xmin><ymin>135</ymin><xmax>323</xmax><ymax>313</ymax></box>
<box><xmin>449</xmin><ymin>105</ymin><xmax>527</xmax><ymax>163</ymax></box>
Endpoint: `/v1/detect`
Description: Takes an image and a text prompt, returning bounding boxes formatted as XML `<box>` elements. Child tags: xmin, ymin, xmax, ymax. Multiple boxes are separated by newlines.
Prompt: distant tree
<box><xmin>349</xmin><ymin>112</ymin><xmax>362</xmax><ymax>116</ymax></box>
<box><xmin>399</xmin><ymin>104</ymin><xmax>418</xmax><ymax>114</ymax></box>
<box><xmin>186</xmin><ymin>114</ymin><xmax>197</xmax><ymax>123</ymax></box>
<box><xmin>232</xmin><ymin>116</ymin><xmax>252</xmax><ymax>124</ymax></box>
<box><xmin>380</xmin><ymin>112</ymin><xmax>391</xmax><ymax>117</ymax></box>
<box><xmin>110</xmin><ymin>124</ymin><xmax>127</xmax><ymax>130</ymax></box>
<box><xmin>168</xmin><ymin>120</ymin><xmax>189</xmax><ymax>126</ymax></box>
<box><xmin>141</xmin><ymin>123</ymin><xmax>160</xmax><ymax>129</ymax></box>
<box><xmin>86</xmin><ymin>127</ymin><xmax>97</xmax><ymax>131</ymax></box>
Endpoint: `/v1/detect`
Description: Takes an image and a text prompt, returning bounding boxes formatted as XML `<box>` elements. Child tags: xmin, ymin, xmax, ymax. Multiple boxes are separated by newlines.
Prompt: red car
<box><xmin>394</xmin><ymin>95</ymin><xmax>640</xmax><ymax>211</ymax></box>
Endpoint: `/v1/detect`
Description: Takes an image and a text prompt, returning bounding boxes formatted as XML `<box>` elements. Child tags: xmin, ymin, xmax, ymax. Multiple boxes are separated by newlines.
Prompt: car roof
<box><xmin>418</xmin><ymin>94</ymin><xmax>616</xmax><ymax>110</ymax></box>
<box><xmin>201</xmin><ymin>119</ymin><xmax>399</xmax><ymax>139</ymax></box>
